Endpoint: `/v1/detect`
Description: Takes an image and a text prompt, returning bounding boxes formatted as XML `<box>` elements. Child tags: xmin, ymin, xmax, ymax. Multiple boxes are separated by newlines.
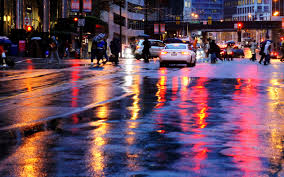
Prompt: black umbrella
<box><xmin>138</xmin><ymin>34</ymin><xmax>150</xmax><ymax>38</ymax></box>
<box><xmin>164</xmin><ymin>38</ymin><xmax>183</xmax><ymax>43</ymax></box>
<box><xmin>226</xmin><ymin>40</ymin><xmax>235</xmax><ymax>44</ymax></box>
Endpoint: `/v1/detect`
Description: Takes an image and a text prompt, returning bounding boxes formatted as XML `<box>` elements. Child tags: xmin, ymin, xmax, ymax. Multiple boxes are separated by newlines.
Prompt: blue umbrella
<box><xmin>0</xmin><ymin>36</ymin><xmax>12</xmax><ymax>45</ymax></box>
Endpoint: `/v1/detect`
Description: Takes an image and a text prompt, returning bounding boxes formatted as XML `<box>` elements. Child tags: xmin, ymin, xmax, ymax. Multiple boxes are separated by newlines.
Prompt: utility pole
<box><xmin>0</xmin><ymin>0</ymin><xmax>4</xmax><ymax>35</ymax></box>
<box><xmin>158</xmin><ymin>0</ymin><xmax>161</xmax><ymax>40</ymax></box>
<box><xmin>79</xmin><ymin>0</ymin><xmax>83</xmax><ymax>58</ymax></box>
<box><xmin>145</xmin><ymin>0</ymin><xmax>148</xmax><ymax>34</ymax></box>
<box><xmin>120</xmin><ymin>0</ymin><xmax>122</xmax><ymax>56</ymax></box>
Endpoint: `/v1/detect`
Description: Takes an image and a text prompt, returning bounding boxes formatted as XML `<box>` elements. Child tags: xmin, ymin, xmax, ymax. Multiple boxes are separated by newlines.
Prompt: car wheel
<box><xmin>187</xmin><ymin>56</ymin><xmax>193</xmax><ymax>67</ymax></box>
<box><xmin>192</xmin><ymin>59</ymin><xmax>196</xmax><ymax>67</ymax></box>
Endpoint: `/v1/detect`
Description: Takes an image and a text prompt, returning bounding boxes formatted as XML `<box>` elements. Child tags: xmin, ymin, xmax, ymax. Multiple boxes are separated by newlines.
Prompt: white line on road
<box><xmin>0</xmin><ymin>92</ymin><xmax>134</xmax><ymax>131</ymax></box>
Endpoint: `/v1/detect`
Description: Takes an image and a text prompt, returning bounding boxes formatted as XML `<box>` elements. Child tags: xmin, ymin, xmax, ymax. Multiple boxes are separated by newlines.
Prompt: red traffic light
<box><xmin>26</xmin><ymin>25</ymin><xmax>32</xmax><ymax>32</ymax></box>
<box><xmin>281</xmin><ymin>37</ymin><xmax>284</xmax><ymax>41</ymax></box>
<box><xmin>237</xmin><ymin>23</ymin><xmax>243</xmax><ymax>29</ymax></box>
<box><xmin>74</xmin><ymin>17</ymin><xmax>78</xmax><ymax>22</ymax></box>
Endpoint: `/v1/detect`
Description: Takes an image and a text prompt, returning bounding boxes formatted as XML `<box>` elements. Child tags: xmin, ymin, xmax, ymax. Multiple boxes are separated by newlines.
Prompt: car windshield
<box><xmin>165</xmin><ymin>44</ymin><xmax>186</xmax><ymax>49</ymax></box>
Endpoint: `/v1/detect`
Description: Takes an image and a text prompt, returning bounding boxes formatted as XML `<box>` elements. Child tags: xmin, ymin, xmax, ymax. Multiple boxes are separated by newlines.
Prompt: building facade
<box><xmin>271</xmin><ymin>0</ymin><xmax>284</xmax><ymax>21</ymax></box>
<box><xmin>190</xmin><ymin>0</ymin><xmax>224</xmax><ymax>21</ymax></box>
<box><xmin>232</xmin><ymin>0</ymin><xmax>271</xmax><ymax>21</ymax></box>
<box><xmin>101</xmin><ymin>0</ymin><xmax>145</xmax><ymax>45</ymax></box>
<box><xmin>224</xmin><ymin>0</ymin><xmax>238</xmax><ymax>21</ymax></box>
<box><xmin>0</xmin><ymin>0</ymin><xmax>69</xmax><ymax>36</ymax></box>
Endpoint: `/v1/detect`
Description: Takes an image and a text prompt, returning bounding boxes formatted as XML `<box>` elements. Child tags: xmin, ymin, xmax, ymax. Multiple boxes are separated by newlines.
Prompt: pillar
<box><xmin>62</xmin><ymin>0</ymin><xmax>68</xmax><ymax>18</ymax></box>
<box><xmin>125</xmin><ymin>0</ymin><xmax>128</xmax><ymax>45</ymax></box>
<box><xmin>0</xmin><ymin>0</ymin><xmax>4</xmax><ymax>34</ymax></box>
<box><xmin>43</xmin><ymin>0</ymin><xmax>49</xmax><ymax>32</ymax></box>
<box><xmin>16</xmin><ymin>0</ymin><xmax>23</xmax><ymax>29</ymax></box>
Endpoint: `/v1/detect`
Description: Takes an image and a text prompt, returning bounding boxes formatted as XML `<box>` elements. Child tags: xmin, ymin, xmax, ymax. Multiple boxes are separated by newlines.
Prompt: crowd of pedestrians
<box><xmin>205</xmin><ymin>38</ymin><xmax>276</xmax><ymax>65</ymax></box>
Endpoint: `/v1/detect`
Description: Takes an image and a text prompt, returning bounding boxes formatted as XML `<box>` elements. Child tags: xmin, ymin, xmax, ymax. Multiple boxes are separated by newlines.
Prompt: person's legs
<box><xmin>104</xmin><ymin>51</ymin><xmax>109</xmax><ymax>62</ymax></box>
<box><xmin>91</xmin><ymin>50</ymin><xmax>95</xmax><ymax>65</ymax></box>
<box><xmin>264</xmin><ymin>55</ymin><xmax>270</xmax><ymax>65</ymax></box>
<box><xmin>55</xmin><ymin>50</ymin><xmax>61</xmax><ymax>64</ymax></box>
<box><xmin>252</xmin><ymin>54</ymin><xmax>256</xmax><ymax>61</ymax></box>
<box><xmin>259</xmin><ymin>54</ymin><xmax>265</xmax><ymax>64</ymax></box>
<box><xmin>49</xmin><ymin>51</ymin><xmax>54</xmax><ymax>63</ymax></box>
<box><xmin>114</xmin><ymin>53</ymin><xmax>119</xmax><ymax>65</ymax></box>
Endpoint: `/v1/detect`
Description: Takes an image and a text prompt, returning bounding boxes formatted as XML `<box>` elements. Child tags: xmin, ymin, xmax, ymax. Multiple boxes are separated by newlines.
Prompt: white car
<box><xmin>159</xmin><ymin>43</ymin><xmax>196</xmax><ymax>67</ymax></box>
<box><xmin>134</xmin><ymin>39</ymin><xmax>165</xmax><ymax>59</ymax></box>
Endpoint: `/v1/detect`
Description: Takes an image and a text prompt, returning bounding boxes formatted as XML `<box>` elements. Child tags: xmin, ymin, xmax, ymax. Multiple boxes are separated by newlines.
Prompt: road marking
<box><xmin>0</xmin><ymin>93</ymin><xmax>134</xmax><ymax>131</ymax></box>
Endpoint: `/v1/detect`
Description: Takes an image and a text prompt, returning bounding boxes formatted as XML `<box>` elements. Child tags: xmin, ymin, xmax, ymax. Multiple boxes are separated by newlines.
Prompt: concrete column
<box><xmin>62</xmin><ymin>0</ymin><xmax>68</xmax><ymax>18</ymax></box>
<box><xmin>125</xmin><ymin>0</ymin><xmax>128</xmax><ymax>46</ymax></box>
<box><xmin>43</xmin><ymin>0</ymin><xmax>49</xmax><ymax>32</ymax></box>
<box><xmin>0</xmin><ymin>0</ymin><xmax>4</xmax><ymax>34</ymax></box>
<box><xmin>16</xmin><ymin>0</ymin><xmax>23</xmax><ymax>29</ymax></box>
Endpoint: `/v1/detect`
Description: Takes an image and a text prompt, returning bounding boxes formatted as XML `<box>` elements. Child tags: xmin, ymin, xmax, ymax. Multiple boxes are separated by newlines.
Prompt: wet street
<box><xmin>0</xmin><ymin>58</ymin><xmax>284</xmax><ymax>176</ymax></box>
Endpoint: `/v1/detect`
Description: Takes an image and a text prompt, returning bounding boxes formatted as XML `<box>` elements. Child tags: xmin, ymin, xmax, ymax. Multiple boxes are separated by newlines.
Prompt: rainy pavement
<box><xmin>0</xmin><ymin>58</ymin><xmax>284</xmax><ymax>176</ymax></box>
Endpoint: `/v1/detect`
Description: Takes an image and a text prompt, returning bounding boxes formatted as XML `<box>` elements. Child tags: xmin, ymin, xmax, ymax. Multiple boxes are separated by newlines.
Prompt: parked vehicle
<box><xmin>134</xmin><ymin>39</ymin><xmax>165</xmax><ymax>59</ymax></box>
<box><xmin>220</xmin><ymin>46</ymin><xmax>244</xmax><ymax>59</ymax></box>
<box><xmin>159</xmin><ymin>43</ymin><xmax>196</xmax><ymax>67</ymax></box>
<box><xmin>270</xmin><ymin>51</ymin><xmax>279</xmax><ymax>59</ymax></box>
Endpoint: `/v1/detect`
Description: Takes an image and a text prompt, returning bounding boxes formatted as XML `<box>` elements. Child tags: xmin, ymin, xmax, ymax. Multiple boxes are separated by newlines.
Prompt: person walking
<box><xmin>103</xmin><ymin>38</ymin><xmax>109</xmax><ymax>64</ymax></box>
<box><xmin>96</xmin><ymin>38</ymin><xmax>106</xmax><ymax>65</ymax></box>
<box><xmin>259</xmin><ymin>41</ymin><xmax>266</xmax><ymax>64</ymax></box>
<box><xmin>142</xmin><ymin>38</ymin><xmax>151</xmax><ymax>63</ymax></box>
<box><xmin>280</xmin><ymin>40</ymin><xmax>284</xmax><ymax>62</ymax></box>
<box><xmin>110</xmin><ymin>37</ymin><xmax>121</xmax><ymax>65</ymax></box>
<box><xmin>263</xmin><ymin>40</ymin><xmax>272</xmax><ymax>65</ymax></box>
<box><xmin>90</xmin><ymin>36</ymin><xmax>97</xmax><ymax>66</ymax></box>
<box><xmin>209</xmin><ymin>40</ymin><xmax>219</xmax><ymax>63</ymax></box>
<box><xmin>250</xmin><ymin>40</ymin><xmax>257</xmax><ymax>61</ymax></box>
<box><xmin>225</xmin><ymin>43</ymin><xmax>233</xmax><ymax>61</ymax></box>
<box><xmin>48</xmin><ymin>36</ymin><xmax>61</xmax><ymax>64</ymax></box>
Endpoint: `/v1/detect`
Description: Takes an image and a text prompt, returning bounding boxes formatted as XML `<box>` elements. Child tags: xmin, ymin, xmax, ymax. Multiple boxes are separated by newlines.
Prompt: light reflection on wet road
<box><xmin>0</xmin><ymin>58</ymin><xmax>284</xmax><ymax>176</ymax></box>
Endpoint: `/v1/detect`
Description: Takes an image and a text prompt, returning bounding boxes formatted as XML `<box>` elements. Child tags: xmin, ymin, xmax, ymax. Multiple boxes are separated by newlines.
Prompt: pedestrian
<box><xmin>280</xmin><ymin>40</ymin><xmax>284</xmax><ymax>62</ymax></box>
<box><xmin>110</xmin><ymin>37</ymin><xmax>121</xmax><ymax>65</ymax></box>
<box><xmin>225</xmin><ymin>43</ymin><xmax>233</xmax><ymax>61</ymax></box>
<box><xmin>209</xmin><ymin>40</ymin><xmax>219</xmax><ymax>64</ymax></box>
<box><xmin>142</xmin><ymin>38</ymin><xmax>151</xmax><ymax>63</ymax></box>
<box><xmin>263</xmin><ymin>40</ymin><xmax>272</xmax><ymax>65</ymax></box>
<box><xmin>48</xmin><ymin>36</ymin><xmax>61</xmax><ymax>64</ymax></box>
<box><xmin>96</xmin><ymin>38</ymin><xmax>106</xmax><ymax>65</ymax></box>
<box><xmin>259</xmin><ymin>41</ymin><xmax>266</xmax><ymax>64</ymax></box>
<box><xmin>90</xmin><ymin>36</ymin><xmax>97</xmax><ymax>66</ymax></box>
<box><xmin>0</xmin><ymin>45</ymin><xmax>7</xmax><ymax>67</ymax></box>
<box><xmin>64</xmin><ymin>40</ymin><xmax>70</xmax><ymax>58</ymax></box>
<box><xmin>250</xmin><ymin>40</ymin><xmax>257</xmax><ymax>61</ymax></box>
<box><xmin>103</xmin><ymin>38</ymin><xmax>109</xmax><ymax>64</ymax></box>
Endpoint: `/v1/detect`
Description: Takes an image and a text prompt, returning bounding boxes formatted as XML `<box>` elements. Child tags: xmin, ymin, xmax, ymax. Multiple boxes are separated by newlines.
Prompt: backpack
<box><xmin>97</xmin><ymin>40</ymin><xmax>105</xmax><ymax>49</ymax></box>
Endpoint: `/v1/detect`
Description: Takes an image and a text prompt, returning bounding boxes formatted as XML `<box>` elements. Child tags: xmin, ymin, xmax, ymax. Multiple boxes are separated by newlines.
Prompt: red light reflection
<box><xmin>71</xmin><ymin>63</ymin><xmax>80</xmax><ymax>125</ymax></box>
<box><xmin>230</xmin><ymin>78</ymin><xmax>263</xmax><ymax>175</ymax></box>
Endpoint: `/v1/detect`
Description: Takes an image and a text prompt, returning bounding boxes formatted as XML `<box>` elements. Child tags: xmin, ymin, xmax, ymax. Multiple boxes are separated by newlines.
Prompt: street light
<box><xmin>273</xmin><ymin>11</ymin><xmax>279</xmax><ymax>16</ymax></box>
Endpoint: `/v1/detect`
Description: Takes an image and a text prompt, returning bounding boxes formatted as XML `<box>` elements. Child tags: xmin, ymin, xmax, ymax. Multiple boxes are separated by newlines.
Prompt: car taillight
<box><xmin>160</xmin><ymin>51</ymin><xmax>168</xmax><ymax>55</ymax></box>
<box><xmin>181</xmin><ymin>51</ymin><xmax>190</xmax><ymax>55</ymax></box>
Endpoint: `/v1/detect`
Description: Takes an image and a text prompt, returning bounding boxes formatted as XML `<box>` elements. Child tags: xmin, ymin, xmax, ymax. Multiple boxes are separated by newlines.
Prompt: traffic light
<box><xmin>26</xmin><ymin>25</ymin><xmax>33</xmax><ymax>32</ymax></box>
<box><xmin>237</xmin><ymin>22</ymin><xmax>243</xmax><ymax>30</ymax></box>
<box><xmin>281</xmin><ymin>37</ymin><xmax>284</xmax><ymax>41</ymax></box>
<box><xmin>74</xmin><ymin>17</ymin><xmax>78</xmax><ymax>22</ymax></box>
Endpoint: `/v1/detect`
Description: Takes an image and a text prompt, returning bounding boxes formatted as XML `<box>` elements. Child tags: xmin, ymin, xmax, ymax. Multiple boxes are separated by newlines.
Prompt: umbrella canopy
<box><xmin>31</xmin><ymin>37</ymin><xmax>42</xmax><ymax>40</ymax></box>
<box><xmin>226</xmin><ymin>40</ymin><xmax>235</xmax><ymax>44</ymax></box>
<box><xmin>92</xmin><ymin>33</ymin><xmax>105</xmax><ymax>42</ymax></box>
<box><xmin>0</xmin><ymin>36</ymin><xmax>12</xmax><ymax>45</ymax></box>
<box><xmin>164</xmin><ymin>38</ymin><xmax>183</xmax><ymax>43</ymax></box>
<box><xmin>138</xmin><ymin>34</ymin><xmax>150</xmax><ymax>38</ymax></box>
